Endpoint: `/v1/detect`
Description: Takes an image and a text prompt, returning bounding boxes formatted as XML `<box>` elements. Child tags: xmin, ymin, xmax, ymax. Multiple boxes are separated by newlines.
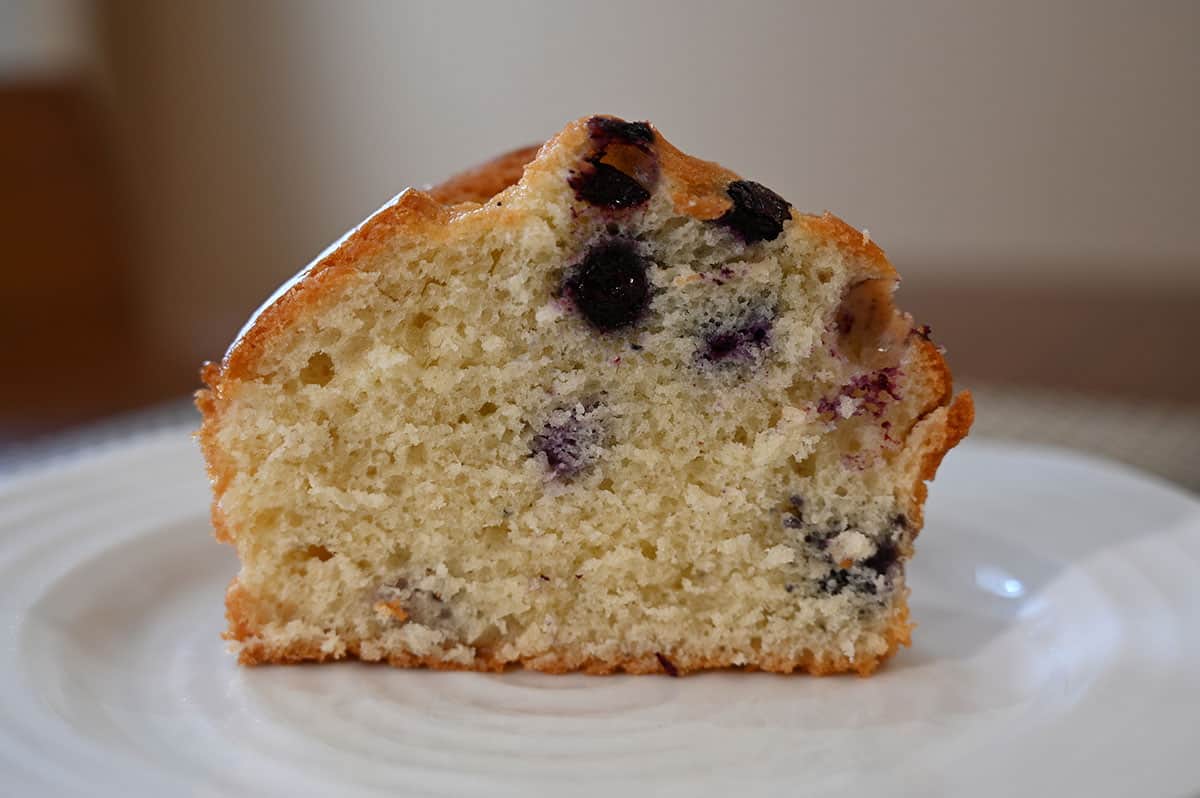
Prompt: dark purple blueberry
<box><xmin>563</xmin><ymin>240</ymin><xmax>651</xmax><ymax>332</ymax></box>
<box><xmin>587</xmin><ymin>116</ymin><xmax>655</xmax><ymax>150</ymax></box>
<box><xmin>716</xmin><ymin>180</ymin><xmax>792</xmax><ymax>243</ymax></box>
<box><xmin>570</xmin><ymin>161</ymin><xmax>651</xmax><ymax>208</ymax></box>
<box><xmin>700</xmin><ymin>315</ymin><xmax>773</xmax><ymax>364</ymax></box>
<box><xmin>569</xmin><ymin>117</ymin><xmax>656</xmax><ymax>209</ymax></box>
<box><xmin>531</xmin><ymin>404</ymin><xmax>605</xmax><ymax>478</ymax></box>
<box><xmin>862</xmin><ymin>540</ymin><xmax>899</xmax><ymax>576</ymax></box>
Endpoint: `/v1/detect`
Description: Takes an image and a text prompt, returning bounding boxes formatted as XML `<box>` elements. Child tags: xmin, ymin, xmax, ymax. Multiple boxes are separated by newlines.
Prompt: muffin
<box><xmin>196</xmin><ymin>115</ymin><xmax>973</xmax><ymax>675</ymax></box>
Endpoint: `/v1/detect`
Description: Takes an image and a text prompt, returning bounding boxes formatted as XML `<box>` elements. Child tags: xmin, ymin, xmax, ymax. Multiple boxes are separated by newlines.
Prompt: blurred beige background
<box><xmin>2</xmin><ymin>0</ymin><xmax>1198</xmax><ymax>441</ymax></box>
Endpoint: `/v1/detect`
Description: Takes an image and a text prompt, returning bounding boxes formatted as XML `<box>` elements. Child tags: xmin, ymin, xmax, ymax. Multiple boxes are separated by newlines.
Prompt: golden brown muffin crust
<box><xmin>426</xmin><ymin>144</ymin><xmax>542</xmax><ymax>206</ymax></box>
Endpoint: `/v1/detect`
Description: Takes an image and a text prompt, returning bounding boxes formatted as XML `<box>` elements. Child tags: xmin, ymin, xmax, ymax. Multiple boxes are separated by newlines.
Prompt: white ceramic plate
<box><xmin>1</xmin><ymin>430</ymin><xmax>1198</xmax><ymax>797</ymax></box>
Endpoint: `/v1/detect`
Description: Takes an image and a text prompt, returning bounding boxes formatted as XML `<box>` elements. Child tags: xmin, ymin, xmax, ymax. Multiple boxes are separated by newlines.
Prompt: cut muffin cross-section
<box><xmin>196</xmin><ymin>115</ymin><xmax>973</xmax><ymax>675</ymax></box>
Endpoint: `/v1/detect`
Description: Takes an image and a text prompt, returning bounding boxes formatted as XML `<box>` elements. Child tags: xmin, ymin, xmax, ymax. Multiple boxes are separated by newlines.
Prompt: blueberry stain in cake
<box><xmin>563</xmin><ymin>240</ymin><xmax>651</xmax><ymax>332</ymax></box>
<box><xmin>849</xmin><ymin>368</ymin><xmax>902</xmax><ymax>415</ymax></box>
<box><xmin>716</xmin><ymin>180</ymin><xmax>792</xmax><ymax>243</ymax></box>
<box><xmin>710</xmin><ymin>266</ymin><xmax>737</xmax><ymax>286</ymax></box>
<box><xmin>700</xmin><ymin>312</ymin><xmax>772</xmax><ymax>367</ymax></box>
<box><xmin>701</xmin><ymin>316</ymin><xmax>773</xmax><ymax>363</ymax></box>
<box><xmin>817</xmin><ymin>367</ymin><xmax>902</xmax><ymax>419</ymax></box>
<box><xmin>531</xmin><ymin>403</ymin><xmax>606</xmax><ymax>479</ymax></box>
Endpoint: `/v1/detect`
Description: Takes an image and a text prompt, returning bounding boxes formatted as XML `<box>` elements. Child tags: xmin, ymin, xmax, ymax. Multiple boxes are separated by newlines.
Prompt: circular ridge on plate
<box><xmin>1</xmin><ymin>431</ymin><xmax>1198</xmax><ymax>797</ymax></box>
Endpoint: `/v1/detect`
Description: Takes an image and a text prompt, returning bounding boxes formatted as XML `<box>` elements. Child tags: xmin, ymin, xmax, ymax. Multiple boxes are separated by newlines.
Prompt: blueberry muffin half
<box><xmin>197</xmin><ymin>116</ymin><xmax>973</xmax><ymax>675</ymax></box>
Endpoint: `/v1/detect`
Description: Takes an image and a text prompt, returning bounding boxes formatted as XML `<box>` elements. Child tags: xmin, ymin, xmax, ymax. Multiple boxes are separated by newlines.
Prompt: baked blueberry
<box><xmin>862</xmin><ymin>539</ymin><xmax>899</xmax><ymax>576</ymax></box>
<box><xmin>570</xmin><ymin>161</ymin><xmax>651</xmax><ymax>208</ymax></box>
<box><xmin>570</xmin><ymin>117</ymin><xmax>657</xmax><ymax>209</ymax></box>
<box><xmin>717</xmin><ymin>180</ymin><xmax>792</xmax><ymax>243</ymax></box>
<box><xmin>563</xmin><ymin>240</ymin><xmax>651</xmax><ymax>332</ymax></box>
<box><xmin>587</xmin><ymin>116</ymin><xmax>655</xmax><ymax>149</ymax></box>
